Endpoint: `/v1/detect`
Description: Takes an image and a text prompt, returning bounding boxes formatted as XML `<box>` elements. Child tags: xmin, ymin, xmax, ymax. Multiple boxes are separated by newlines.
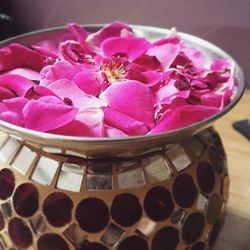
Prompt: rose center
<box><xmin>101</xmin><ymin>56</ymin><xmax>126</xmax><ymax>83</ymax></box>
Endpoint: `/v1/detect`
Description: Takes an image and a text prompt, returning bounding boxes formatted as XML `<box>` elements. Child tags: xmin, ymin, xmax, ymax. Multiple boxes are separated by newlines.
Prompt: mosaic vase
<box><xmin>0</xmin><ymin>25</ymin><xmax>245</xmax><ymax>250</ymax></box>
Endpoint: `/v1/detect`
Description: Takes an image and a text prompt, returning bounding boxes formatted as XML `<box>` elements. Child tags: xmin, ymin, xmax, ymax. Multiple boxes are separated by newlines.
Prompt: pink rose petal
<box><xmin>100</xmin><ymin>80</ymin><xmax>155</xmax><ymax>128</ymax></box>
<box><xmin>147</xmin><ymin>42</ymin><xmax>180</xmax><ymax>71</ymax></box>
<box><xmin>101</xmin><ymin>36</ymin><xmax>151</xmax><ymax>61</ymax></box>
<box><xmin>87</xmin><ymin>21</ymin><xmax>133</xmax><ymax>47</ymax></box>
<box><xmin>102</xmin><ymin>107</ymin><xmax>148</xmax><ymax>135</ymax></box>
<box><xmin>73</xmin><ymin>71</ymin><xmax>102</xmax><ymax>96</ymax></box>
<box><xmin>23</xmin><ymin>96</ymin><xmax>77</xmax><ymax>131</ymax></box>
<box><xmin>104</xmin><ymin>125</ymin><xmax>129</xmax><ymax>138</ymax></box>
<box><xmin>68</xmin><ymin>22</ymin><xmax>88</xmax><ymax>45</ymax></box>
<box><xmin>0</xmin><ymin>43</ymin><xmax>50</xmax><ymax>72</ymax></box>
<box><xmin>3</xmin><ymin>68</ymin><xmax>41</xmax><ymax>81</ymax></box>
<box><xmin>47</xmin><ymin>79</ymin><xmax>106</xmax><ymax>111</ymax></box>
<box><xmin>149</xmin><ymin>105</ymin><xmax>219</xmax><ymax>134</ymax></box>
<box><xmin>0</xmin><ymin>74</ymin><xmax>35</xmax><ymax>96</ymax></box>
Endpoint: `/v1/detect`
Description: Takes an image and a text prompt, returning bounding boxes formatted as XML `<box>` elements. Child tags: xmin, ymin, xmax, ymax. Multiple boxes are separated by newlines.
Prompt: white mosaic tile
<box><xmin>11</xmin><ymin>146</ymin><xmax>37</xmax><ymax>175</ymax></box>
<box><xmin>167</xmin><ymin>145</ymin><xmax>191</xmax><ymax>172</ymax></box>
<box><xmin>144</xmin><ymin>155</ymin><xmax>172</xmax><ymax>183</ymax></box>
<box><xmin>0</xmin><ymin>138</ymin><xmax>20</xmax><ymax>163</ymax></box>
<box><xmin>57</xmin><ymin>163</ymin><xmax>85</xmax><ymax>192</ymax></box>
<box><xmin>31</xmin><ymin>156</ymin><xmax>59</xmax><ymax>186</ymax></box>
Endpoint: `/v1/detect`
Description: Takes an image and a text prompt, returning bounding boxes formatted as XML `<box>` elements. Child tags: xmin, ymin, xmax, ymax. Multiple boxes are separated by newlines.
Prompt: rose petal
<box><xmin>23</xmin><ymin>96</ymin><xmax>77</xmax><ymax>131</ymax></box>
<box><xmin>101</xmin><ymin>36</ymin><xmax>151</xmax><ymax>61</ymax></box>
<box><xmin>147</xmin><ymin>42</ymin><xmax>180</xmax><ymax>71</ymax></box>
<box><xmin>49</xmin><ymin>119</ymin><xmax>92</xmax><ymax>136</ymax></box>
<box><xmin>149</xmin><ymin>105</ymin><xmax>219</xmax><ymax>134</ymax></box>
<box><xmin>73</xmin><ymin>71</ymin><xmax>102</xmax><ymax>96</ymax></box>
<box><xmin>3</xmin><ymin>97</ymin><xmax>28</xmax><ymax>113</ymax></box>
<box><xmin>0</xmin><ymin>43</ymin><xmax>50</xmax><ymax>72</ymax></box>
<box><xmin>0</xmin><ymin>87</ymin><xmax>15</xmax><ymax>101</ymax></box>
<box><xmin>104</xmin><ymin>125</ymin><xmax>129</xmax><ymax>138</ymax></box>
<box><xmin>3</xmin><ymin>68</ymin><xmax>40</xmax><ymax>81</ymax></box>
<box><xmin>181</xmin><ymin>46</ymin><xmax>206</xmax><ymax>68</ymax></box>
<box><xmin>32</xmin><ymin>42</ymin><xmax>58</xmax><ymax>59</ymax></box>
<box><xmin>133</xmin><ymin>55</ymin><xmax>161</xmax><ymax>71</ymax></box>
<box><xmin>87</xmin><ymin>21</ymin><xmax>133</xmax><ymax>47</ymax></box>
<box><xmin>100</xmin><ymin>80</ymin><xmax>155</xmax><ymax>128</ymax></box>
<box><xmin>0</xmin><ymin>111</ymin><xmax>24</xmax><ymax>126</ymax></box>
<box><xmin>47</xmin><ymin>79</ymin><xmax>106</xmax><ymax>110</ymax></box>
<box><xmin>0</xmin><ymin>74</ymin><xmax>35</xmax><ymax>96</ymax></box>
<box><xmin>68</xmin><ymin>22</ymin><xmax>88</xmax><ymax>44</ymax></box>
<box><xmin>102</xmin><ymin>107</ymin><xmax>148</xmax><ymax>135</ymax></box>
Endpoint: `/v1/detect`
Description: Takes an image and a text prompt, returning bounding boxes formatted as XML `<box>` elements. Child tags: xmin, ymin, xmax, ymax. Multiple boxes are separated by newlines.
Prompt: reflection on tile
<box><xmin>136</xmin><ymin>217</ymin><xmax>157</xmax><ymax>238</ymax></box>
<box><xmin>198</xmin><ymin>129</ymin><xmax>212</xmax><ymax>145</ymax></box>
<box><xmin>31</xmin><ymin>156</ymin><xmax>59</xmax><ymax>186</ymax></box>
<box><xmin>65</xmin><ymin>150</ymin><xmax>87</xmax><ymax>158</ymax></box>
<box><xmin>42</xmin><ymin>147</ymin><xmax>62</xmax><ymax>154</ymax></box>
<box><xmin>88</xmin><ymin>161</ymin><xmax>113</xmax><ymax>174</ymax></box>
<box><xmin>186</xmin><ymin>137</ymin><xmax>205</xmax><ymax>158</ymax></box>
<box><xmin>143</xmin><ymin>155</ymin><xmax>171</xmax><ymax>183</ymax></box>
<box><xmin>87</xmin><ymin>174</ymin><xmax>112</xmax><ymax>190</ymax></box>
<box><xmin>1</xmin><ymin>202</ymin><xmax>12</xmax><ymax>219</ymax></box>
<box><xmin>100</xmin><ymin>223</ymin><xmax>125</xmax><ymax>247</ymax></box>
<box><xmin>63</xmin><ymin>223</ymin><xmax>86</xmax><ymax>247</ymax></box>
<box><xmin>57</xmin><ymin>163</ymin><xmax>85</xmax><ymax>192</ymax></box>
<box><xmin>171</xmin><ymin>209</ymin><xmax>187</xmax><ymax>226</ymax></box>
<box><xmin>87</xmin><ymin>162</ymin><xmax>112</xmax><ymax>190</ymax></box>
<box><xmin>167</xmin><ymin>145</ymin><xmax>191</xmax><ymax>172</ymax></box>
<box><xmin>29</xmin><ymin>214</ymin><xmax>47</xmax><ymax>236</ymax></box>
<box><xmin>0</xmin><ymin>232</ymin><xmax>11</xmax><ymax>248</ymax></box>
<box><xmin>118</xmin><ymin>166</ymin><xmax>145</xmax><ymax>189</ymax></box>
<box><xmin>197</xmin><ymin>194</ymin><xmax>208</xmax><ymax>211</ymax></box>
<box><xmin>11</xmin><ymin>146</ymin><xmax>37</xmax><ymax>175</ymax></box>
<box><xmin>0</xmin><ymin>138</ymin><xmax>20</xmax><ymax>163</ymax></box>
<box><xmin>0</xmin><ymin>132</ymin><xmax>8</xmax><ymax>148</ymax></box>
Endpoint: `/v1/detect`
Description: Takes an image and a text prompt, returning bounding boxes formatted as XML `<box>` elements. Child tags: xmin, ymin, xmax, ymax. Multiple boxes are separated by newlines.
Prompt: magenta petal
<box><xmin>68</xmin><ymin>23</ymin><xmax>88</xmax><ymax>44</ymax></box>
<box><xmin>0</xmin><ymin>74</ymin><xmax>35</xmax><ymax>96</ymax></box>
<box><xmin>47</xmin><ymin>79</ymin><xmax>105</xmax><ymax>110</ymax></box>
<box><xmin>3</xmin><ymin>97</ymin><xmax>28</xmax><ymax>113</ymax></box>
<box><xmin>73</xmin><ymin>71</ymin><xmax>101</xmax><ymax>96</ymax></box>
<box><xmin>181</xmin><ymin>46</ymin><xmax>206</xmax><ymax>68</ymax></box>
<box><xmin>147</xmin><ymin>43</ymin><xmax>180</xmax><ymax>71</ymax></box>
<box><xmin>87</xmin><ymin>21</ymin><xmax>133</xmax><ymax>47</ymax></box>
<box><xmin>0</xmin><ymin>111</ymin><xmax>24</xmax><ymax>126</ymax></box>
<box><xmin>103</xmin><ymin>107</ymin><xmax>148</xmax><ymax>135</ymax></box>
<box><xmin>44</xmin><ymin>61</ymin><xmax>82</xmax><ymax>83</ymax></box>
<box><xmin>101</xmin><ymin>36</ymin><xmax>151</xmax><ymax>61</ymax></box>
<box><xmin>32</xmin><ymin>43</ymin><xmax>58</xmax><ymax>59</ymax></box>
<box><xmin>23</xmin><ymin>97</ymin><xmax>77</xmax><ymax>131</ymax></box>
<box><xmin>49</xmin><ymin>119</ymin><xmax>92</xmax><ymax>136</ymax></box>
<box><xmin>75</xmin><ymin>109</ymin><xmax>104</xmax><ymax>137</ymax></box>
<box><xmin>133</xmin><ymin>55</ymin><xmax>161</xmax><ymax>71</ymax></box>
<box><xmin>0</xmin><ymin>87</ymin><xmax>15</xmax><ymax>101</ymax></box>
<box><xmin>104</xmin><ymin>125</ymin><xmax>129</xmax><ymax>138</ymax></box>
<box><xmin>8</xmin><ymin>43</ymin><xmax>49</xmax><ymax>71</ymax></box>
<box><xmin>0</xmin><ymin>46</ymin><xmax>19</xmax><ymax>71</ymax></box>
<box><xmin>149</xmin><ymin>105</ymin><xmax>219</xmax><ymax>134</ymax></box>
<box><xmin>3</xmin><ymin>68</ymin><xmax>40</xmax><ymax>81</ymax></box>
<box><xmin>210</xmin><ymin>59</ymin><xmax>231</xmax><ymax>71</ymax></box>
<box><xmin>100</xmin><ymin>80</ymin><xmax>155</xmax><ymax>128</ymax></box>
<box><xmin>201</xmin><ymin>93</ymin><xmax>222</xmax><ymax>108</ymax></box>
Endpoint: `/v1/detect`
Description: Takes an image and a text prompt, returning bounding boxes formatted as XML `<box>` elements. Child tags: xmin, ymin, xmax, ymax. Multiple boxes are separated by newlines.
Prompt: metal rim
<box><xmin>0</xmin><ymin>24</ymin><xmax>245</xmax><ymax>144</ymax></box>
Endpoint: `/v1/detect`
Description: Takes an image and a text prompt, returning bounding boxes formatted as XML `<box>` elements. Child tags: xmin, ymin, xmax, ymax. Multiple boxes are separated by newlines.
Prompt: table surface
<box><xmin>214</xmin><ymin>89</ymin><xmax>250</xmax><ymax>250</ymax></box>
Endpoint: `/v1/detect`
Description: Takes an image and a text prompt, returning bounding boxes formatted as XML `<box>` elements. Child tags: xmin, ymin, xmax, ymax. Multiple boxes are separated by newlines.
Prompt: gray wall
<box><xmin>10</xmin><ymin>0</ymin><xmax>250</xmax><ymax>86</ymax></box>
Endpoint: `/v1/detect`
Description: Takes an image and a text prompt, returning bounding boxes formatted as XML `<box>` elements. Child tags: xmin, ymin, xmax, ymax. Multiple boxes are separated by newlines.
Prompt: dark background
<box><xmin>1</xmin><ymin>0</ymin><xmax>249</xmax><ymax>86</ymax></box>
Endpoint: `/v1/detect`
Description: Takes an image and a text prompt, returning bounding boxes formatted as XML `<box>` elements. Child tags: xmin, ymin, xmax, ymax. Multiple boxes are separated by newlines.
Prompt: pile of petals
<box><xmin>0</xmin><ymin>21</ymin><xmax>238</xmax><ymax>137</ymax></box>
